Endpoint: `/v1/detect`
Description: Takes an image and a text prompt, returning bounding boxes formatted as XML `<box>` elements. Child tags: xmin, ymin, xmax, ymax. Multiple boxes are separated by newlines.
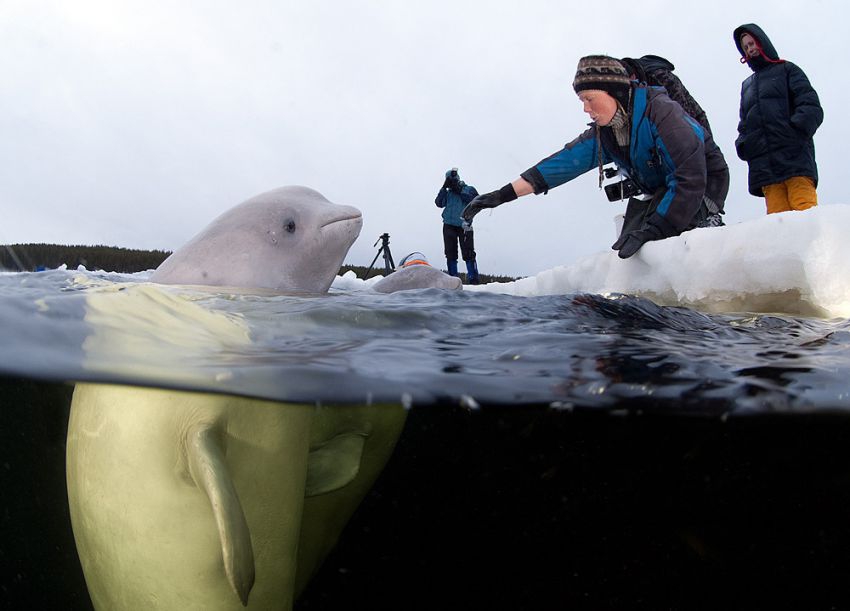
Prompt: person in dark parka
<box><xmin>462</xmin><ymin>55</ymin><xmax>729</xmax><ymax>259</ymax></box>
<box><xmin>734</xmin><ymin>24</ymin><xmax>823</xmax><ymax>214</ymax></box>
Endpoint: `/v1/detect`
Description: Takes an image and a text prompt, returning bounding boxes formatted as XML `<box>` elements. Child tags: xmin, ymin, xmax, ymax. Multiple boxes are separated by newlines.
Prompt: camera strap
<box><xmin>702</xmin><ymin>195</ymin><xmax>721</xmax><ymax>215</ymax></box>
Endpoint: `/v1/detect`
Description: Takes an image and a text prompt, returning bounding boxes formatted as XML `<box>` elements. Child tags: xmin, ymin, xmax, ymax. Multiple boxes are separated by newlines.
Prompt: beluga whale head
<box><xmin>151</xmin><ymin>186</ymin><xmax>362</xmax><ymax>293</ymax></box>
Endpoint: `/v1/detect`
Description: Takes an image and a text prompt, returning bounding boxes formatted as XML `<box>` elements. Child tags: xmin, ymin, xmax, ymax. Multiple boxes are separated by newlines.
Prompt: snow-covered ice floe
<box><xmin>463</xmin><ymin>205</ymin><xmax>850</xmax><ymax>318</ymax></box>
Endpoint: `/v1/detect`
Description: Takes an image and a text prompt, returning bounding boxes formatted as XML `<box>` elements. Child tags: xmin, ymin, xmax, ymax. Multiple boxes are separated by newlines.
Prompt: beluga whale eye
<box><xmin>284</xmin><ymin>218</ymin><xmax>296</xmax><ymax>234</ymax></box>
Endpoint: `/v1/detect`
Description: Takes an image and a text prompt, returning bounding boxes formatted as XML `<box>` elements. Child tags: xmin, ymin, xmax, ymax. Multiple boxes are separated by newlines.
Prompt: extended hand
<box><xmin>461</xmin><ymin>191</ymin><xmax>503</xmax><ymax>222</ymax></box>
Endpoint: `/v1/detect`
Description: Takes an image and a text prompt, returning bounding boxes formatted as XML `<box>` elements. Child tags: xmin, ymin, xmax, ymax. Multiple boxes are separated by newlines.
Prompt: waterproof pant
<box><xmin>762</xmin><ymin>176</ymin><xmax>817</xmax><ymax>214</ymax></box>
<box><xmin>442</xmin><ymin>224</ymin><xmax>476</xmax><ymax>262</ymax></box>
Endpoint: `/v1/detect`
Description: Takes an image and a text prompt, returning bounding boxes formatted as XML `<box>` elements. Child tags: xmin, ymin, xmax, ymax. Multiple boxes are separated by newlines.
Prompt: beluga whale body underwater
<box><xmin>66</xmin><ymin>186</ymin><xmax>408</xmax><ymax>610</ymax></box>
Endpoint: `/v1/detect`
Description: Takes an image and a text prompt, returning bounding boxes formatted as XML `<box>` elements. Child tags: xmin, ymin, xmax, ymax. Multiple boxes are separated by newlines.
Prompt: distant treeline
<box><xmin>1</xmin><ymin>243</ymin><xmax>171</xmax><ymax>273</ymax></box>
<box><xmin>1</xmin><ymin>243</ymin><xmax>519</xmax><ymax>283</ymax></box>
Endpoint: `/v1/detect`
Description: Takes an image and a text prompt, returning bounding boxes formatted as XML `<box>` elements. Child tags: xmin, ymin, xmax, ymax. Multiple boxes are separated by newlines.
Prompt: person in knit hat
<box><xmin>572</xmin><ymin>55</ymin><xmax>633</xmax><ymax>110</ymax></box>
<box><xmin>734</xmin><ymin>24</ymin><xmax>823</xmax><ymax>214</ymax></box>
<box><xmin>462</xmin><ymin>55</ymin><xmax>729</xmax><ymax>259</ymax></box>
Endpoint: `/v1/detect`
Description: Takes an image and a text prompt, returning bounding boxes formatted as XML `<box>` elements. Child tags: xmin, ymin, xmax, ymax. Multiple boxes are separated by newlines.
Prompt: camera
<box><xmin>445</xmin><ymin>168</ymin><xmax>462</xmax><ymax>193</ymax></box>
<box><xmin>604</xmin><ymin>179</ymin><xmax>643</xmax><ymax>202</ymax></box>
<box><xmin>602</xmin><ymin>165</ymin><xmax>643</xmax><ymax>202</ymax></box>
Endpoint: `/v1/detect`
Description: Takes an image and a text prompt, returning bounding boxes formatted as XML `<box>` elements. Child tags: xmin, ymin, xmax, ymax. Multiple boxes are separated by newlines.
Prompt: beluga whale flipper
<box><xmin>66</xmin><ymin>186</ymin><xmax>407</xmax><ymax>610</ymax></box>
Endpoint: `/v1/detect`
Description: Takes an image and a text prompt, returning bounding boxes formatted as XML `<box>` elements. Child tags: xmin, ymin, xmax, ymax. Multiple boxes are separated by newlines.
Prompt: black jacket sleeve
<box><xmin>786</xmin><ymin>62</ymin><xmax>823</xmax><ymax>140</ymax></box>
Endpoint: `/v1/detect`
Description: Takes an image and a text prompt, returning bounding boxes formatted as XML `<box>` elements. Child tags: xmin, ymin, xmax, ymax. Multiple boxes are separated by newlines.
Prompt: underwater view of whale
<box><xmin>65</xmin><ymin>186</ymin><xmax>408</xmax><ymax>610</ymax></box>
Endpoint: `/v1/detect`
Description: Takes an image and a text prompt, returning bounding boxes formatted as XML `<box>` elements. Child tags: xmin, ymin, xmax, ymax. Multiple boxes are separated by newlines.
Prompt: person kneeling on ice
<box><xmin>462</xmin><ymin>55</ymin><xmax>730</xmax><ymax>259</ymax></box>
<box><xmin>372</xmin><ymin>252</ymin><xmax>463</xmax><ymax>293</ymax></box>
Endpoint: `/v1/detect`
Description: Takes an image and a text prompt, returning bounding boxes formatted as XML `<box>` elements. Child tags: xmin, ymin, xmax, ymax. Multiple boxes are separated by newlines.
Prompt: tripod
<box><xmin>364</xmin><ymin>233</ymin><xmax>395</xmax><ymax>279</ymax></box>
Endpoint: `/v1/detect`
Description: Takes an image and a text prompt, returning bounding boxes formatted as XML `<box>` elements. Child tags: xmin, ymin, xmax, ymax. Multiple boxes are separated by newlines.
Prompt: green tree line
<box><xmin>1</xmin><ymin>243</ymin><xmax>518</xmax><ymax>283</ymax></box>
<box><xmin>1</xmin><ymin>243</ymin><xmax>171</xmax><ymax>273</ymax></box>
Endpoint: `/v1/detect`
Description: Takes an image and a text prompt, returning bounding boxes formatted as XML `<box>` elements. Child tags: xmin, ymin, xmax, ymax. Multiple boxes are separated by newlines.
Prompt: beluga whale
<box><xmin>66</xmin><ymin>186</ymin><xmax>407</xmax><ymax>610</ymax></box>
<box><xmin>372</xmin><ymin>251</ymin><xmax>463</xmax><ymax>293</ymax></box>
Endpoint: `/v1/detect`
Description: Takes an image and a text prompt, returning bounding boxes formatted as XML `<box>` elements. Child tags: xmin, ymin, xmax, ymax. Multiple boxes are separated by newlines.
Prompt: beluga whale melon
<box><xmin>66</xmin><ymin>186</ymin><xmax>407</xmax><ymax>610</ymax></box>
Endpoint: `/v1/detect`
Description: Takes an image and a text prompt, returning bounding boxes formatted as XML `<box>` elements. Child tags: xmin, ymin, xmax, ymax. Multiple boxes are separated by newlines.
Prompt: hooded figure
<box><xmin>461</xmin><ymin>55</ymin><xmax>729</xmax><ymax>259</ymax></box>
<box><xmin>734</xmin><ymin>24</ymin><xmax>823</xmax><ymax>213</ymax></box>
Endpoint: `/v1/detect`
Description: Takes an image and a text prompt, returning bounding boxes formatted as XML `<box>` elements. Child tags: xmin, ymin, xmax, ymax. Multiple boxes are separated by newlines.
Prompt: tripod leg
<box><xmin>381</xmin><ymin>242</ymin><xmax>395</xmax><ymax>273</ymax></box>
<box><xmin>364</xmin><ymin>247</ymin><xmax>384</xmax><ymax>279</ymax></box>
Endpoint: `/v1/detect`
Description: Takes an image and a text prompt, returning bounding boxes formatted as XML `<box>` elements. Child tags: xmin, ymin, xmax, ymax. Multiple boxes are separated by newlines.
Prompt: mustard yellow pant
<box><xmin>762</xmin><ymin>176</ymin><xmax>817</xmax><ymax>214</ymax></box>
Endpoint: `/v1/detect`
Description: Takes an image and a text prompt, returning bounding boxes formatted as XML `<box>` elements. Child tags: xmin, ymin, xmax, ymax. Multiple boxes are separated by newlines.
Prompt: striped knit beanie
<box><xmin>573</xmin><ymin>55</ymin><xmax>632</xmax><ymax>108</ymax></box>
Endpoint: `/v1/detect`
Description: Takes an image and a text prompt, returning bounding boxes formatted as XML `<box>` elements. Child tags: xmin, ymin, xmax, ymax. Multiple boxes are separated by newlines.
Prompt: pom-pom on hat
<box><xmin>573</xmin><ymin>55</ymin><xmax>632</xmax><ymax>108</ymax></box>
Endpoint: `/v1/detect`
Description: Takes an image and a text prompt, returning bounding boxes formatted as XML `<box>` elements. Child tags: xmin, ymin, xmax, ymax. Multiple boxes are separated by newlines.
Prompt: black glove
<box><xmin>616</xmin><ymin>213</ymin><xmax>677</xmax><ymax>259</ymax></box>
<box><xmin>616</xmin><ymin>228</ymin><xmax>660</xmax><ymax>259</ymax></box>
<box><xmin>450</xmin><ymin>179</ymin><xmax>463</xmax><ymax>194</ymax></box>
<box><xmin>611</xmin><ymin>233</ymin><xmax>629</xmax><ymax>251</ymax></box>
<box><xmin>461</xmin><ymin>184</ymin><xmax>518</xmax><ymax>222</ymax></box>
<box><xmin>442</xmin><ymin>178</ymin><xmax>451</xmax><ymax>190</ymax></box>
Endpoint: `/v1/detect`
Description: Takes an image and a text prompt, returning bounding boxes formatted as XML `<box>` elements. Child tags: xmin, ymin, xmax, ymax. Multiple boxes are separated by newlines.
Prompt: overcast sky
<box><xmin>1</xmin><ymin>0</ymin><xmax>845</xmax><ymax>277</ymax></box>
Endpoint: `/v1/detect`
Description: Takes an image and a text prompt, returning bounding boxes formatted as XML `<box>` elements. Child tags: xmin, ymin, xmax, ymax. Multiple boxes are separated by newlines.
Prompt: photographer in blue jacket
<box><xmin>436</xmin><ymin>167</ymin><xmax>480</xmax><ymax>282</ymax></box>
<box><xmin>462</xmin><ymin>55</ymin><xmax>729</xmax><ymax>259</ymax></box>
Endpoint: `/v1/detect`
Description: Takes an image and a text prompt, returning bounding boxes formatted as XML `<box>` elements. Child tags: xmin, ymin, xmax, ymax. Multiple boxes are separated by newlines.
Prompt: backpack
<box><xmin>620</xmin><ymin>55</ymin><xmax>713</xmax><ymax>136</ymax></box>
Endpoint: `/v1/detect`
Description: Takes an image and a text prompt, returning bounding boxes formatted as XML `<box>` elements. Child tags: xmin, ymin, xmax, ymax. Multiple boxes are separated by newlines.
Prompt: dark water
<box><xmin>2</xmin><ymin>268</ymin><xmax>850</xmax><ymax>414</ymax></box>
<box><xmin>4</xmin><ymin>268</ymin><xmax>850</xmax><ymax>610</ymax></box>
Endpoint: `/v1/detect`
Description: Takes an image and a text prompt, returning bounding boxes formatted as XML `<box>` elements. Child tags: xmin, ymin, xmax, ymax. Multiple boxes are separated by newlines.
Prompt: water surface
<box><xmin>1</xmin><ymin>268</ymin><xmax>849</xmax><ymax>415</ymax></box>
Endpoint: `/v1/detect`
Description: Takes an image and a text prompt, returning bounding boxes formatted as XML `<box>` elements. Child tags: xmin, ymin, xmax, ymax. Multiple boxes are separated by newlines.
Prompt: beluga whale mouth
<box><xmin>321</xmin><ymin>210</ymin><xmax>362</xmax><ymax>229</ymax></box>
<box><xmin>319</xmin><ymin>206</ymin><xmax>363</xmax><ymax>245</ymax></box>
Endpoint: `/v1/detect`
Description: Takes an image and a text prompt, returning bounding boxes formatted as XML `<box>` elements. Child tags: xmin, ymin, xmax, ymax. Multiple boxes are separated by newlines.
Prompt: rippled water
<box><xmin>2</xmin><ymin>268</ymin><xmax>850</xmax><ymax>415</ymax></box>
<box><xmin>6</xmin><ymin>268</ymin><xmax>850</xmax><ymax>610</ymax></box>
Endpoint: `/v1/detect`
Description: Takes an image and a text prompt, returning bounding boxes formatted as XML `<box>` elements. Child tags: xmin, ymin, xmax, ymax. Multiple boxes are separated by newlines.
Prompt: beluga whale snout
<box><xmin>151</xmin><ymin>185</ymin><xmax>363</xmax><ymax>294</ymax></box>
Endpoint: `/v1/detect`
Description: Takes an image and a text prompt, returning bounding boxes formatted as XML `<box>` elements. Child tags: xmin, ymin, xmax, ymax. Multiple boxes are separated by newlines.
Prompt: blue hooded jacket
<box><xmin>520</xmin><ymin>84</ymin><xmax>729</xmax><ymax>233</ymax></box>
<box><xmin>435</xmin><ymin>171</ymin><xmax>479</xmax><ymax>227</ymax></box>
